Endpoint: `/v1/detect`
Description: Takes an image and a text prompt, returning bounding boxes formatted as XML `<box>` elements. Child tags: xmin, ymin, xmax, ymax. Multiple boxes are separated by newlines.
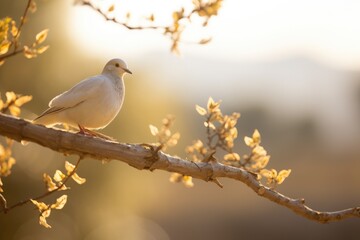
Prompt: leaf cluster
<box><xmin>31</xmin><ymin>195</ymin><xmax>67</xmax><ymax>228</ymax></box>
<box><xmin>148</xmin><ymin>115</ymin><xmax>194</xmax><ymax>187</ymax></box>
<box><xmin>149</xmin><ymin>115</ymin><xmax>180</xmax><ymax>151</ymax></box>
<box><xmin>0</xmin><ymin>92</ymin><xmax>32</xmax><ymax>193</ymax></box>
<box><xmin>186</xmin><ymin>98</ymin><xmax>291</xmax><ymax>188</ymax></box>
<box><xmin>0</xmin><ymin>0</ymin><xmax>49</xmax><ymax>66</ymax></box>
<box><xmin>31</xmin><ymin>160</ymin><xmax>86</xmax><ymax>228</ymax></box>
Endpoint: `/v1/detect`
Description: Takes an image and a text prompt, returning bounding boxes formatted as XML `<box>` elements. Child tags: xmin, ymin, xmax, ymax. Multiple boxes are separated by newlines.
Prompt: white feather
<box><xmin>34</xmin><ymin>58</ymin><xmax>131</xmax><ymax>130</ymax></box>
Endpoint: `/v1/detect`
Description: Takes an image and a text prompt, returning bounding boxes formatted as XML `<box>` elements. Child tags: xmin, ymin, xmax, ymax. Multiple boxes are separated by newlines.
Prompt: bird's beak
<box><xmin>123</xmin><ymin>68</ymin><xmax>132</xmax><ymax>74</ymax></box>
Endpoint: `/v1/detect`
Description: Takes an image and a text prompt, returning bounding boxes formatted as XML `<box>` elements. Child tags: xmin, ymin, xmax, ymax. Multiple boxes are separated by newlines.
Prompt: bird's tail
<box><xmin>33</xmin><ymin>106</ymin><xmax>64</xmax><ymax>127</ymax></box>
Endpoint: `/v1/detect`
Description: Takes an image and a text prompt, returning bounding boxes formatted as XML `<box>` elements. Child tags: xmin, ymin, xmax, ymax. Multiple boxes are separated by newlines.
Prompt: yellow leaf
<box><xmin>51</xmin><ymin>195</ymin><xmax>67</xmax><ymax>210</ymax></box>
<box><xmin>108</xmin><ymin>5</ymin><xmax>115</xmax><ymax>12</ymax></box>
<box><xmin>169</xmin><ymin>173</ymin><xmax>182</xmax><ymax>183</ymax></box>
<box><xmin>252</xmin><ymin>129</ymin><xmax>261</xmax><ymax>144</ymax></box>
<box><xmin>207</xmin><ymin>122</ymin><xmax>216</xmax><ymax>130</ymax></box>
<box><xmin>276</xmin><ymin>169</ymin><xmax>291</xmax><ymax>184</ymax></box>
<box><xmin>30</xmin><ymin>199</ymin><xmax>48</xmax><ymax>211</ymax></box>
<box><xmin>172</xmin><ymin>11</ymin><xmax>180</xmax><ymax>22</ymax></box>
<box><xmin>5</xmin><ymin>91</ymin><xmax>16</xmax><ymax>103</ymax></box>
<box><xmin>148</xmin><ymin>14</ymin><xmax>155</xmax><ymax>22</ymax></box>
<box><xmin>7</xmin><ymin>157</ymin><xmax>15</xmax><ymax>168</ymax></box>
<box><xmin>207</xmin><ymin>97</ymin><xmax>215</xmax><ymax>110</ymax></box>
<box><xmin>29</xmin><ymin>1</ymin><xmax>37</xmax><ymax>13</ymax></box>
<box><xmin>35</xmin><ymin>29</ymin><xmax>49</xmax><ymax>44</ymax></box>
<box><xmin>253</xmin><ymin>145</ymin><xmax>267</xmax><ymax>156</ymax></box>
<box><xmin>199</xmin><ymin>37</ymin><xmax>212</xmax><ymax>45</ymax></box>
<box><xmin>23</xmin><ymin>46</ymin><xmax>36</xmax><ymax>59</ymax></box>
<box><xmin>0</xmin><ymin>100</ymin><xmax>3</xmax><ymax>110</ymax></box>
<box><xmin>244</xmin><ymin>136</ymin><xmax>253</xmax><ymax>147</ymax></box>
<box><xmin>64</xmin><ymin>161</ymin><xmax>75</xmax><ymax>174</ymax></box>
<box><xmin>11</xmin><ymin>20</ymin><xmax>18</xmax><ymax>37</ymax></box>
<box><xmin>195</xmin><ymin>105</ymin><xmax>207</xmax><ymax>116</ymax></box>
<box><xmin>9</xmin><ymin>105</ymin><xmax>20</xmax><ymax>116</ymax></box>
<box><xmin>260</xmin><ymin>169</ymin><xmax>274</xmax><ymax>179</ymax></box>
<box><xmin>39</xmin><ymin>215</ymin><xmax>51</xmax><ymax>228</ymax></box>
<box><xmin>0</xmin><ymin>41</ymin><xmax>10</xmax><ymax>54</ymax></box>
<box><xmin>14</xmin><ymin>95</ymin><xmax>32</xmax><ymax>107</ymax></box>
<box><xmin>224</xmin><ymin>153</ymin><xmax>240</xmax><ymax>161</ymax></box>
<box><xmin>0</xmin><ymin>60</ymin><xmax>4</xmax><ymax>66</ymax></box>
<box><xmin>253</xmin><ymin>155</ymin><xmax>270</xmax><ymax>169</ymax></box>
<box><xmin>42</xmin><ymin>208</ymin><xmax>51</xmax><ymax>218</ymax></box>
<box><xmin>37</xmin><ymin>45</ymin><xmax>49</xmax><ymax>54</ymax></box>
<box><xmin>182</xmin><ymin>175</ymin><xmax>194</xmax><ymax>188</ymax></box>
<box><xmin>149</xmin><ymin>125</ymin><xmax>159</xmax><ymax>136</ymax></box>
<box><xmin>71</xmin><ymin>173</ymin><xmax>86</xmax><ymax>185</ymax></box>
<box><xmin>53</xmin><ymin>170</ymin><xmax>66</xmax><ymax>182</ymax></box>
<box><xmin>167</xmin><ymin>132</ymin><xmax>180</xmax><ymax>147</ymax></box>
<box><xmin>43</xmin><ymin>173</ymin><xmax>57</xmax><ymax>191</ymax></box>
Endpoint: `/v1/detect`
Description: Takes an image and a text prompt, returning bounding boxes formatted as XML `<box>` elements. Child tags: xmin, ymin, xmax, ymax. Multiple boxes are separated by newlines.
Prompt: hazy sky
<box><xmin>63</xmin><ymin>0</ymin><xmax>360</xmax><ymax>149</ymax></box>
<box><xmin>69</xmin><ymin>0</ymin><xmax>360</xmax><ymax>70</ymax></box>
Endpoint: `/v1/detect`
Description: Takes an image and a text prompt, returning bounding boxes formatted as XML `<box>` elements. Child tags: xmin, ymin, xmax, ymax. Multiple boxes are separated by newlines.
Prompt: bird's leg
<box><xmin>78</xmin><ymin>124</ymin><xmax>86</xmax><ymax>134</ymax></box>
<box><xmin>77</xmin><ymin>124</ymin><xmax>115</xmax><ymax>141</ymax></box>
<box><xmin>78</xmin><ymin>124</ymin><xmax>91</xmax><ymax>135</ymax></box>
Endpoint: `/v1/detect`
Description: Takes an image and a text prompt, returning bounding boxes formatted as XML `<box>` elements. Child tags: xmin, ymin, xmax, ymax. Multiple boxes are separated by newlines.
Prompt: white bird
<box><xmin>34</xmin><ymin>58</ymin><xmax>132</xmax><ymax>136</ymax></box>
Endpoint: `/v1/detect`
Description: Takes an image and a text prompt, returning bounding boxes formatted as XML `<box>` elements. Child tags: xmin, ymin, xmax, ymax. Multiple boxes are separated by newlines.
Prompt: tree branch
<box><xmin>0</xmin><ymin>113</ymin><xmax>359</xmax><ymax>223</ymax></box>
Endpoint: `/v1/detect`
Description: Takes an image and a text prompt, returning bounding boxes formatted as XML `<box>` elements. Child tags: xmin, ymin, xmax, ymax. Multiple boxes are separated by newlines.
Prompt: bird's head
<box><xmin>103</xmin><ymin>58</ymin><xmax>132</xmax><ymax>77</ymax></box>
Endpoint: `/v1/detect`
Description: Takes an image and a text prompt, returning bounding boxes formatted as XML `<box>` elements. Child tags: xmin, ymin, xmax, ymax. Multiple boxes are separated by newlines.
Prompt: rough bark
<box><xmin>0</xmin><ymin>113</ymin><xmax>359</xmax><ymax>223</ymax></box>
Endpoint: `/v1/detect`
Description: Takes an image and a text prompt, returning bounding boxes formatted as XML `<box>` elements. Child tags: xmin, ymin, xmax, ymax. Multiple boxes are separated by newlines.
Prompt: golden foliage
<box><xmin>0</xmin><ymin>91</ymin><xmax>32</xmax><ymax>200</ymax></box>
<box><xmin>148</xmin><ymin>115</ymin><xmax>180</xmax><ymax>151</ymax></box>
<box><xmin>31</xmin><ymin>195</ymin><xmax>68</xmax><ymax>228</ymax></box>
<box><xmin>0</xmin><ymin>1</ymin><xmax>49</xmax><ymax>65</ymax></box>
<box><xmin>35</xmin><ymin>29</ymin><xmax>49</xmax><ymax>44</ymax></box>
<box><xmin>0</xmin><ymin>17</ymin><xmax>14</xmax><ymax>55</ymax></box>
<box><xmin>260</xmin><ymin>169</ymin><xmax>292</xmax><ymax>187</ymax></box>
<box><xmin>43</xmin><ymin>161</ymin><xmax>86</xmax><ymax>193</ymax></box>
<box><xmin>0</xmin><ymin>91</ymin><xmax>32</xmax><ymax>193</ymax></box>
<box><xmin>0</xmin><ymin>140</ymin><xmax>15</xmax><ymax>178</ymax></box>
<box><xmin>30</xmin><ymin>160</ymin><xmax>85</xmax><ymax>228</ymax></box>
<box><xmin>183</xmin><ymin>97</ymin><xmax>291</xmax><ymax>188</ymax></box>
<box><xmin>23</xmin><ymin>29</ymin><xmax>50</xmax><ymax>59</ymax></box>
<box><xmin>169</xmin><ymin>173</ymin><xmax>194</xmax><ymax>188</ymax></box>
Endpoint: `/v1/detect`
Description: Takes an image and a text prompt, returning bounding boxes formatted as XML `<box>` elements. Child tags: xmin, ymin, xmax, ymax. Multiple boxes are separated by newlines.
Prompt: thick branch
<box><xmin>0</xmin><ymin>113</ymin><xmax>359</xmax><ymax>223</ymax></box>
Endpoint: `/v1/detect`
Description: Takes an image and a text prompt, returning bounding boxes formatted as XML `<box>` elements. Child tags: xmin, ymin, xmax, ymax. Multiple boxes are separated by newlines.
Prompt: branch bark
<box><xmin>0</xmin><ymin>113</ymin><xmax>359</xmax><ymax>223</ymax></box>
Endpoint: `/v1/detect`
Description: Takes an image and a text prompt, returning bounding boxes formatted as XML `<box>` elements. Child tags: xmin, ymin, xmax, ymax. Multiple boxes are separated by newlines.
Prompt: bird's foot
<box><xmin>77</xmin><ymin>125</ymin><xmax>116</xmax><ymax>141</ymax></box>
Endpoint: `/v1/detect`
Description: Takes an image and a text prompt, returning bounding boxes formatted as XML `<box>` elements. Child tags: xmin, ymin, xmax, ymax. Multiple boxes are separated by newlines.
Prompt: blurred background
<box><xmin>1</xmin><ymin>0</ymin><xmax>360</xmax><ymax>239</ymax></box>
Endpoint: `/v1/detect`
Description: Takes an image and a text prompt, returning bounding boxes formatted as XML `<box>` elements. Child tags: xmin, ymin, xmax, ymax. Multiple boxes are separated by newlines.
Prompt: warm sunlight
<box><xmin>69</xmin><ymin>0</ymin><xmax>360</xmax><ymax>70</ymax></box>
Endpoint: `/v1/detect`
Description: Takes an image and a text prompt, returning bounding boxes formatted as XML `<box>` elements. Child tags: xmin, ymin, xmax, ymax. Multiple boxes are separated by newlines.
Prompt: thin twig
<box><xmin>0</xmin><ymin>0</ymin><xmax>33</xmax><ymax>62</ymax></box>
<box><xmin>2</xmin><ymin>156</ymin><xmax>83</xmax><ymax>213</ymax></box>
<box><xmin>81</xmin><ymin>1</ymin><xmax>167</xmax><ymax>31</ymax></box>
<box><xmin>12</xmin><ymin>0</ymin><xmax>33</xmax><ymax>49</ymax></box>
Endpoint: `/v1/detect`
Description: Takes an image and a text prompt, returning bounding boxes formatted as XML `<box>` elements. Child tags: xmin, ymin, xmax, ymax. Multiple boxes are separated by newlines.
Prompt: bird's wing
<box><xmin>33</xmin><ymin>101</ymin><xmax>84</xmax><ymax>121</ymax></box>
<box><xmin>49</xmin><ymin>75</ymin><xmax>106</xmax><ymax>108</ymax></box>
<box><xmin>34</xmin><ymin>75</ymin><xmax>106</xmax><ymax>121</ymax></box>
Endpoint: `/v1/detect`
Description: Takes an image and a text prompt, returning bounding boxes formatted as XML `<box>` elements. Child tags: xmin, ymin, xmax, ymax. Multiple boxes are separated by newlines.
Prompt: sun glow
<box><xmin>68</xmin><ymin>0</ymin><xmax>360</xmax><ymax>70</ymax></box>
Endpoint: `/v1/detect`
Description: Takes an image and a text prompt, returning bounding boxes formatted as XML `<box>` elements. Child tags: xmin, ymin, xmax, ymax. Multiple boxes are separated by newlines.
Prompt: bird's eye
<box><xmin>115</xmin><ymin>63</ymin><xmax>120</xmax><ymax>67</ymax></box>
